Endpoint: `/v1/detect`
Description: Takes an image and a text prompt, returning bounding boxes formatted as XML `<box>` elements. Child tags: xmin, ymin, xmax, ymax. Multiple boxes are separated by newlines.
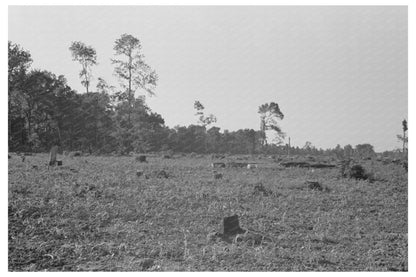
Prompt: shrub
<box><xmin>349</xmin><ymin>165</ymin><xmax>367</xmax><ymax>180</ymax></box>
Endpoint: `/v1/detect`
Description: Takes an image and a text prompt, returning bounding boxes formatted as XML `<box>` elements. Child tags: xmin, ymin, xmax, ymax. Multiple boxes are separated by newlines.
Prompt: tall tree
<box><xmin>258</xmin><ymin>102</ymin><xmax>285</xmax><ymax>146</ymax></box>
<box><xmin>8</xmin><ymin>41</ymin><xmax>32</xmax><ymax>85</ymax></box>
<box><xmin>8</xmin><ymin>41</ymin><xmax>33</xmax><ymax>149</ymax></box>
<box><xmin>193</xmin><ymin>100</ymin><xmax>217</xmax><ymax>152</ymax></box>
<box><xmin>9</xmin><ymin>67</ymin><xmax>78</xmax><ymax>151</ymax></box>
<box><xmin>22</xmin><ymin>71</ymin><xmax>76</xmax><ymax>149</ymax></box>
<box><xmin>397</xmin><ymin>119</ymin><xmax>408</xmax><ymax>153</ymax></box>
<box><xmin>69</xmin><ymin>41</ymin><xmax>97</xmax><ymax>93</ymax></box>
<box><xmin>194</xmin><ymin>100</ymin><xmax>217</xmax><ymax>128</ymax></box>
<box><xmin>112</xmin><ymin>34</ymin><xmax>158</xmax><ymax>123</ymax></box>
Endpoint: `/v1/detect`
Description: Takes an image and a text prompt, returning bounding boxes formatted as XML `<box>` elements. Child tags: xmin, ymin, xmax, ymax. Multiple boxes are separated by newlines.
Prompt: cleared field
<box><xmin>8</xmin><ymin>154</ymin><xmax>408</xmax><ymax>271</ymax></box>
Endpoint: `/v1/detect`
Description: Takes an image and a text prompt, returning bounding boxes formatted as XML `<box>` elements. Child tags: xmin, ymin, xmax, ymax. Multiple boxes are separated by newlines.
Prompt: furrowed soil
<box><xmin>8</xmin><ymin>154</ymin><xmax>408</xmax><ymax>271</ymax></box>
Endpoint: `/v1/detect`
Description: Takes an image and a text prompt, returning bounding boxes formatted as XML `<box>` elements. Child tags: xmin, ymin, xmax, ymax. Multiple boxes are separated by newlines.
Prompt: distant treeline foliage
<box><xmin>8</xmin><ymin>40</ymin><xmax>382</xmax><ymax>157</ymax></box>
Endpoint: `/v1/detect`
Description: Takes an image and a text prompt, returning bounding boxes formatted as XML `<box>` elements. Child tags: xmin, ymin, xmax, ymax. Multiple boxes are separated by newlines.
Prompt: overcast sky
<box><xmin>8</xmin><ymin>5</ymin><xmax>408</xmax><ymax>151</ymax></box>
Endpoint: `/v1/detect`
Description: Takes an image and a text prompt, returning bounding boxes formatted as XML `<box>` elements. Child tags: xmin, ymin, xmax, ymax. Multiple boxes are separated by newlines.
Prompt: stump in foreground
<box><xmin>48</xmin><ymin>146</ymin><xmax>63</xmax><ymax>167</ymax></box>
<box><xmin>49</xmin><ymin>145</ymin><xmax>59</xmax><ymax>166</ymax></box>
<box><xmin>223</xmin><ymin>215</ymin><xmax>246</xmax><ymax>236</ymax></box>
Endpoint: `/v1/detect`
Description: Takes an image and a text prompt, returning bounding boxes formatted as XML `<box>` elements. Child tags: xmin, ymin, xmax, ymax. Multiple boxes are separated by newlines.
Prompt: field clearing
<box><xmin>8</xmin><ymin>153</ymin><xmax>408</xmax><ymax>271</ymax></box>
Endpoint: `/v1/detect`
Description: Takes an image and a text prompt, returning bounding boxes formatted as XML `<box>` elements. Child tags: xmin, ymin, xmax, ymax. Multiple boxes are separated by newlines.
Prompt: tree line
<box><xmin>8</xmin><ymin>35</ymin><xmax>406</xmax><ymax>156</ymax></box>
<box><xmin>8</xmin><ymin>35</ymin><xmax>287</xmax><ymax>155</ymax></box>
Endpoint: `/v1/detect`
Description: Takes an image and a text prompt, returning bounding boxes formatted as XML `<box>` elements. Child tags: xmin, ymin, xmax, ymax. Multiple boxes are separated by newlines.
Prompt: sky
<box><xmin>8</xmin><ymin>5</ymin><xmax>408</xmax><ymax>152</ymax></box>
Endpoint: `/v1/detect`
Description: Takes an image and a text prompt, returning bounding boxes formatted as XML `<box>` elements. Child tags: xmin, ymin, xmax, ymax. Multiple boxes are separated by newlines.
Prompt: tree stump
<box><xmin>223</xmin><ymin>215</ymin><xmax>245</xmax><ymax>236</ymax></box>
<box><xmin>214</xmin><ymin>173</ymin><xmax>223</xmax><ymax>179</ymax></box>
<box><xmin>136</xmin><ymin>155</ymin><xmax>147</xmax><ymax>163</ymax></box>
<box><xmin>305</xmin><ymin>181</ymin><xmax>323</xmax><ymax>191</ymax></box>
<box><xmin>49</xmin><ymin>145</ymin><xmax>59</xmax><ymax>166</ymax></box>
<box><xmin>211</xmin><ymin>162</ymin><xmax>226</xmax><ymax>168</ymax></box>
<box><xmin>227</xmin><ymin>162</ymin><xmax>248</xmax><ymax>168</ymax></box>
<box><xmin>253</xmin><ymin>183</ymin><xmax>273</xmax><ymax>196</ymax></box>
<box><xmin>156</xmin><ymin>170</ymin><xmax>169</xmax><ymax>178</ymax></box>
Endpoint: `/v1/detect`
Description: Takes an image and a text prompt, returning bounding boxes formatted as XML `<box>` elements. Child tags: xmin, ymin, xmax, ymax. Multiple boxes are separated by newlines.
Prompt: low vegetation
<box><xmin>8</xmin><ymin>153</ymin><xmax>407</xmax><ymax>271</ymax></box>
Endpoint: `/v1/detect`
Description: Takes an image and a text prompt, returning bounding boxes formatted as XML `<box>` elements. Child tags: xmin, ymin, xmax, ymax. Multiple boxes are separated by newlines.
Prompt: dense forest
<box><xmin>8</xmin><ymin>36</ymin><xmax>402</xmax><ymax>158</ymax></box>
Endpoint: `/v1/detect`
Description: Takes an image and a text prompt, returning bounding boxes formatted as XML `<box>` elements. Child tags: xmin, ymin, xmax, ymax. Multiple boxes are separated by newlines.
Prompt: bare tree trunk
<box><xmin>25</xmin><ymin>109</ymin><xmax>32</xmax><ymax>150</ymax></box>
<box><xmin>259</xmin><ymin>117</ymin><xmax>266</xmax><ymax>146</ymax></box>
<box><xmin>56</xmin><ymin>123</ymin><xmax>62</xmax><ymax>144</ymax></box>
<box><xmin>128</xmin><ymin>55</ymin><xmax>132</xmax><ymax>124</ymax></box>
<box><xmin>83</xmin><ymin>64</ymin><xmax>89</xmax><ymax>93</ymax></box>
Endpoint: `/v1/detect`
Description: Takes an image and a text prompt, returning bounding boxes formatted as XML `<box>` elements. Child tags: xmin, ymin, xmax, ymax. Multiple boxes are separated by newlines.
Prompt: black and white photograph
<box><xmin>6</xmin><ymin>2</ymin><xmax>411</xmax><ymax>272</ymax></box>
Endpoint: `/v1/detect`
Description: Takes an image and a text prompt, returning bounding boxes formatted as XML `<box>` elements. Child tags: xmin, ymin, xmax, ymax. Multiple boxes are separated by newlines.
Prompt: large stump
<box><xmin>223</xmin><ymin>215</ymin><xmax>246</xmax><ymax>236</ymax></box>
<box><xmin>49</xmin><ymin>145</ymin><xmax>59</xmax><ymax>166</ymax></box>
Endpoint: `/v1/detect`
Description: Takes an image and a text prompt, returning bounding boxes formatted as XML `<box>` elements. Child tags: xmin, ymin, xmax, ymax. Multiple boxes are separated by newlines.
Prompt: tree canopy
<box><xmin>10</xmin><ymin>39</ymin><xmax>389</xmax><ymax>157</ymax></box>
<box><xmin>69</xmin><ymin>41</ymin><xmax>97</xmax><ymax>93</ymax></box>
<box><xmin>258</xmin><ymin>102</ymin><xmax>285</xmax><ymax>146</ymax></box>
